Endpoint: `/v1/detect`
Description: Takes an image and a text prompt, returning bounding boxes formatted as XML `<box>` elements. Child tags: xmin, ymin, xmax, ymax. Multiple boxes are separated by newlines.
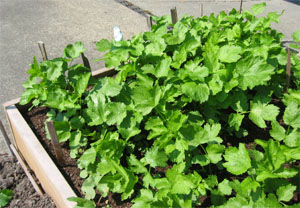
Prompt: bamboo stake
<box><xmin>46</xmin><ymin>121</ymin><xmax>64</xmax><ymax>165</ymax></box>
<box><xmin>286</xmin><ymin>47</ymin><xmax>291</xmax><ymax>92</ymax></box>
<box><xmin>146</xmin><ymin>15</ymin><xmax>153</xmax><ymax>30</ymax></box>
<box><xmin>171</xmin><ymin>7</ymin><xmax>178</xmax><ymax>24</ymax></box>
<box><xmin>200</xmin><ymin>3</ymin><xmax>203</xmax><ymax>17</ymax></box>
<box><xmin>239</xmin><ymin>0</ymin><xmax>243</xmax><ymax>14</ymax></box>
<box><xmin>81</xmin><ymin>52</ymin><xmax>91</xmax><ymax>69</ymax></box>
<box><xmin>37</xmin><ymin>41</ymin><xmax>48</xmax><ymax>61</ymax></box>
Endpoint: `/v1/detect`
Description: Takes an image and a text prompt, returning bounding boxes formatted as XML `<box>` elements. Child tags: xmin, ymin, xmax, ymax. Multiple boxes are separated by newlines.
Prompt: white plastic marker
<box><xmin>113</xmin><ymin>26</ymin><xmax>124</xmax><ymax>41</ymax></box>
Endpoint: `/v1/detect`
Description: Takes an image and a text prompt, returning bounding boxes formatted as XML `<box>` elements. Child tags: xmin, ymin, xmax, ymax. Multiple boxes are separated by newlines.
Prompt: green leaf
<box><xmin>284</xmin><ymin>129</ymin><xmax>300</xmax><ymax>147</ymax></box>
<box><xmin>84</xmin><ymin>93</ymin><xmax>106</xmax><ymax>126</ymax></box>
<box><xmin>70</xmin><ymin>116</ymin><xmax>85</xmax><ymax>130</ymax></box>
<box><xmin>145</xmin><ymin>117</ymin><xmax>168</xmax><ymax>140</ymax></box>
<box><xmin>292</xmin><ymin>30</ymin><xmax>300</xmax><ymax>42</ymax></box>
<box><xmin>96</xmin><ymin>39</ymin><xmax>112</xmax><ymax>52</ymax></box>
<box><xmin>249</xmin><ymin>102</ymin><xmax>279</xmax><ymax>128</ymax></box>
<box><xmin>181</xmin><ymin>82</ymin><xmax>210</xmax><ymax>103</ymax></box>
<box><xmin>96</xmin><ymin>77</ymin><xmax>123</xmax><ymax>97</ymax></box>
<box><xmin>94</xmin><ymin>132</ymin><xmax>125</xmax><ymax>161</ymax></box>
<box><xmin>277</xmin><ymin>184</ymin><xmax>297</xmax><ymax>202</ymax></box>
<box><xmin>206</xmin><ymin>144</ymin><xmax>225</xmax><ymax>164</ymax></box>
<box><xmin>54</xmin><ymin>121</ymin><xmax>71</xmax><ymax>142</ymax></box>
<box><xmin>42</xmin><ymin>60</ymin><xmax>65</xmax><ymax>81</ymax></box>
<box><xmin>256</xmin><ymin>139</ymin><xmax>286</xmax><ymax>171</ymax></box>
<box><xmin>27</xmin><ymin>56</ymin><xmax>40</xmax><ymax>76</ymax></box>
<box><xmin>132</xmin><ymin>189</ymin><xmax>153</xmax><ymax>208</ymax></box>
<box><xmin>144</xmin><ymin>38</ymin><xmax>166</xmax><ymax>56</ymax></box>
<box><xmin>111</xmin><ymin>160</ymin><xmax>138</xmax><ymax>200</ymax></box>
<box><xmin>267</xmin><ymin>11</ymin><xmax>283</xmax><ymax>23</ymax></box>
<box><xmin>128</xmin><ymin>154</ymin><xmax>148</xmax><ymax>174</ymax></box>
<box><xmin>19</xmin><ymin>88</ymin><xmax>38</xmax><ymax>105</ymax></box>
<box><xmin>270</xmin><ymin>121</ymin><xmax>286</xmax><ymax>141</ymax></box>
<box><xmin>155</xmin><ymin>56</ymin><xmax>171</xmax><ymax>78</ymax></box>
<box><xmin>282</xmin><ymin>145</ymin><xmax>300</xmax><ymax>160</ymax></box>
<box><xmin>235</xmin><ymin>57</ymin><xmax>274</xmax><ymax>90</ymax></box>
<box><xmin>131</xmin><ymin>85</ymin><xmax>161</xmax><ymax>115</ymax></box>
<box><xmin>165</xmin><ymin>22</ymin><xmax>188</xmax><ymax>45</ymax></box>
<box><xmin>223</xmin><ymin>143</ymin><xmax>251</xmax><ymax>175</ymax></box>
<box><xmin>211</xmin><ymin>190</ymin><xmax>226</xmax><ymax>206</ymax></box>
<box><xmin>205</xmin><ymin>175</ymin><xmax>218</xmax><ymax>189</ymax></box>
<box><xmin>219</xmin><ymin>45</ymin><xmax>242</xmax><ymax>63</ymax></box>
<box><xmin>191</xmin><ymin>154</ymin><xmax>210</xmax><ymax>166</ymax></box>
<box><xmin>166</xmin><ymin>164</ymin><xmax>195</xmax><ymax>195</ymax></box>
<box><xmin>64</xmin><ymin>42</ymin><xmax>86</xmax><ymax>59</ymax></box>
<box><xmin>78</xmin><ymin>147</ymin><xmax>97</xmax><ymax>169</ymax></box>
<box><xmin>69</xmin><ymin>130</ymin><xmax>84</xmax><ymax>158</ymax></box>
<box><xmin>104</xmin><ymin>102</ymin><xmax>127</xmax><ymax>125</ymax></box>
<box><xmin>283</xmin><ymin>102</ymin><xmax>300</xmax><ymax>129</ymax></box>
<box><xmin>68</xmin><ymin>197</ymin><xmax>96</xmax><ymax>208</ymax></box>
<box><xmin>82</xmin><ymin>175</ymin><xmax>101</xmax><ymax>200</ymax></box>
<box><xmin>218</xmin><ymin>179</ymin><xmax>232</xmax><ymax>195</ymax></box>
<box><xmin>253</xmin><ymin>193</ymin><xmax>282</xmax><ymax>208</ymax></box>
<box><xmin>118</xmin><ymin>111</ymin><xmax>142</xmax><ymax>140</ymax></box>
<box><xmin>143</xmin><ymin>146</ymin><xmax>168</xmax><ymax>168</ymax></box>
<box><xmin>75</xmin><ymin>72</ymin><xmax>91</xmax><ymax>96</ymax></box>
<box><xmin>228</xmin><ymin>113</ymin><xmax>244</xmax><ymax>131</ymax></box>
<box><xmin>0</xmin><ymin>189</ymin><xmax>13</xmax><ymax>207</ymax></box>
<box><xmin>251</xmin><ymin>2</ymin><xmax>266</xmax><ymax>15</ymax></box>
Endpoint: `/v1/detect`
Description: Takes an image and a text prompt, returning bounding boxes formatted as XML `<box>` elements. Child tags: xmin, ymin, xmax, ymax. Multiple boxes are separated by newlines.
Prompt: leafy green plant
<box><xmin>20</xmin><ymin>42</ymin><xmax>91</xmax><ymax>112</ymax></box>
<box><xmin>0</xmin><ymin>189</ymin><xmax>13</xmax><ymax>207</ymax></box>
<box><xmin>21</xmin><ymin>2</ymin><xmax>300</xmax><ymax>208</ymax></box>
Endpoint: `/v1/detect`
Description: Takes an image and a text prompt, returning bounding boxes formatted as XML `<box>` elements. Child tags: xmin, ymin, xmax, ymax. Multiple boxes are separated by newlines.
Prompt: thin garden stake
<box><xmin>146</xmin><ymin>15</ymin><xmax>153</xmax><ymax>31</ymax></box>
<box><xmin>81</xmin><ymin>52</ymin><xmax>91</xmax><ymax>69</ymax></box>
<box><xmin>286</xmin><ymin>47</ymin><xmax>291</xmax><ymax>92</ymax></box>
<box><xmin>46</xmin><ymin>121</ymin><xmax>64</xmax><ymax>165</ymax></box>
<box><xmin>37</xmin><ymin>41</ymin><xmax>48</xmax><ymax>61</ymax></box>
<box><xmin>239</xmin><ymin>0</ymin><xmax>243</xmax><ymax>14</ymax></box>
<box><xmin>0</xmin><ymin>119</ymin><xmax>12</xmax><ymax>154</ymax></box>
<box><xmin>171</xmin><ymin>7</ymin><xmax>178</xmax><ymax>24</ymax></box>
<box><xmin>200</xmin><ymin>3</ymin><xmax>203</xmax><ymax>17</ymax></box>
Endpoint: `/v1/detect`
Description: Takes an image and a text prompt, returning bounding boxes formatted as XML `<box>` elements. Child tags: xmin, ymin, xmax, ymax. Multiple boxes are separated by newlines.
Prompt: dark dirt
<box><xmin>0</xmin><ymin>153</ymin><xmax>56</xmax><ymax>208</ymax></box>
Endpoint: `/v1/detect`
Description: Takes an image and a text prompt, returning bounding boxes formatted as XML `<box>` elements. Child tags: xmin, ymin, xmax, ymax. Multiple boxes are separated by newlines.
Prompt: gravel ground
<box><xmin>0</xmin><ymin>153</ymin><xmax>56</xmax><ymax>208</ymax></box>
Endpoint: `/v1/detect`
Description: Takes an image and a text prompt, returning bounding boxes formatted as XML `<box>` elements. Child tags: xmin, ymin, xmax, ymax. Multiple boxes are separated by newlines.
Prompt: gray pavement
<box><xmin>129</xmin><ymin>0</ymin><xmax>300</xmax><ymax>40</ymax></box>
<box><xmin>0</xmin><ymin>0</ymin><xmax>299</xmax><ymax>154</ymax></box>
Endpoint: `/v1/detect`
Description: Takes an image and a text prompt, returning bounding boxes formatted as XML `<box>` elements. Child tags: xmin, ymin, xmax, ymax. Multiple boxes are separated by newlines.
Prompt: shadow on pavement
<box><xmin>284</xmin><ymin>0</ymin><xmax>300</xmax><ymax>6</ymax></box>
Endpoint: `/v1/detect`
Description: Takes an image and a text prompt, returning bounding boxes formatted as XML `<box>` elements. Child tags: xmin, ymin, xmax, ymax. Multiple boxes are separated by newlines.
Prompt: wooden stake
<box><xmin>0</xmin><ymin>119</ymin><xmax>12</xmax><ymax>154</ymax></box>
<box><xmin>10</xmin><ymin>144</ymin><xmax>44</xmax><ymax>197</ymax></box>
<box><xmin>171</xmin><ymin>7</ymin><xmax>178</xmax><ymax>24</ymax></box>
<box><xmin>286</xmin><ymin>47</ymin><xmax>291</xmax><ymax>92</ymax></box>
<box><xmin>46</xmin><ymin>121</ymin><xmax>64</xmax><ymax>165</ymax></box>
<box><xmin>81</xmin><ymin>52</ymin><xmax>91</xmax><ymax>69</ymax></box>
<box><xmin>37</xmin><ymin>41</ymin><xmax>48</xmax><ymax>61</ymax></box>
<box><xmin>239</xmin><ymin>0</ymin><xmax>243</xmax><ymax>14</ymax></box>
<box><xmin>200</xmin><ymin>3</ymin><xmax>203</xmax><ymax>17</ymax></box>
<box><xmin>146</xmin><ymin>15</ymin><xmax>153</xmax><ymax>30</ymax></box>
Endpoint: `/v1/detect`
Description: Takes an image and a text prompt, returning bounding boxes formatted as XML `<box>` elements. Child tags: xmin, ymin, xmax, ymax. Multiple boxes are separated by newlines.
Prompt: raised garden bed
<box><xmin>3</xmin><ymin>68</ymin><xmax>119</xmax><ymax>208</ymax></box>
<box><xmin>3</xmin><ymin>2</ymin><xmax>300</xmax><ymax>208</ymax></box>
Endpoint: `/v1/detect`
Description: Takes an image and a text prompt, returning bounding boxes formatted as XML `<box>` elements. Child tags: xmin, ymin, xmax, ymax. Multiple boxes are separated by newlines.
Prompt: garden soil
<box><xmin>0</xmin><ymin>153</ymin><xmax>56</xmax><ymax>208</ymax></box>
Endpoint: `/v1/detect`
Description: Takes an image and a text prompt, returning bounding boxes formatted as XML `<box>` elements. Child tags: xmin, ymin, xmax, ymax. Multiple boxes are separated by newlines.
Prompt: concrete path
<box><xmin>129</xmin><ymin>0</ymin><xmax>300</xmax><ymax>40</ymax></box>
<box><xmin>0</xmin><ymin>0</ymin><xmax>299</xmax><ymax>154</ymax></box>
